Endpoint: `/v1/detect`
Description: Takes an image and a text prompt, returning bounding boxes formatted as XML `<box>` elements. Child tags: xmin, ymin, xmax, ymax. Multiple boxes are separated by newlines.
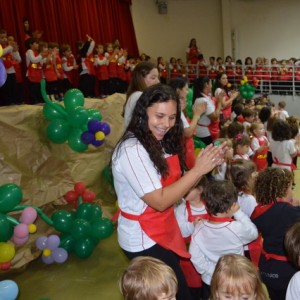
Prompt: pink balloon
<box><xmin>46</xmin><ymin>235</ymin><xmax>60</xmax><ymax>250</ymax></box>
<box><xmin>14</xmin><ymin>223</ymin><xmax>28</xmax><ymax>238</ymax></box>
<box><xmin>20</xmin><ymin>207</ymin><xmax>37</xmax><ymax>224</ymax></box>
<box><xmin>13</xmin><ymin>235</ymin><xmax>29</xmax><ymax>246</ymax></box>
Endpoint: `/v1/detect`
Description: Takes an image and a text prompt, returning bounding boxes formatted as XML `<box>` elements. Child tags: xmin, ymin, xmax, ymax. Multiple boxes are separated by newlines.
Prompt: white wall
<box><xmin>131</xmin><ymin>0</ymin><xmax>300</xmax><ymax>62</ymax></box>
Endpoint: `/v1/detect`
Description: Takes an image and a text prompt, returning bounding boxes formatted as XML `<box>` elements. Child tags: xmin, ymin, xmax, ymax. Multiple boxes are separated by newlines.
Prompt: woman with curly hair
<box><xmin>251</xmin><ymin>167</ymin><xmax>300</xmax><ymax>300</ymax></box>
<box><xmin>112</xmin><ymin>84</ymin><xmax>225</xmax><ymax>300</ymax></box>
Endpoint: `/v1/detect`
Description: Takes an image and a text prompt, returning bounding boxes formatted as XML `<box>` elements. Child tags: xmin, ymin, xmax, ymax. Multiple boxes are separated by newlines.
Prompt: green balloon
<box><xmin>90</xmin><ymin>205</ymin><xmax>103</xmax><ymax>222</ymax></box>
<box><xmin>71</xmin><ymin>219</ymin><xmax>91</xmax><ymax>240</ymax></box>
<box><xmin>0</xmin><ymin>184</ymin><xmax>23</xmax><ymax>213</ymax></box>
<box><xmin>74</xmin><ymin>237</ymin><xmax>94</xmax><ymax>258</ymax></box>
<box><xmin>193</xmin><ymin>136</ymin><xmax>206</xmax><ymax>149</ymax></box>
<box><xmin>91</xmin><ymin>217</ymin><xmax>113</xmax><ymax>240</ymax></box>
<box><xmin>51</xmin><ymin>210</ymin><xmax>74</xmax><ymax>233</ymax></box>
<box><xmin>86</xmin><ymin>109</ymin><xmax>102</xmax><ymax>121</ymax></box>
<box><xmin>60</xmin><ymin>234</ymin><xmax>75</xmax><ymax>252</ymax></box>
<box><xmin>68</xmin><ymin>106</ymin><xmax>88</xmax><ymax>128</ymax></box>
<box><xmin>47</xmin><ymin>119</ymin><xmax>71</xmax><ymax>144</ymax></box>
<box><xmin>68</xmin><ymin>128</ymin><xmax>88</xmax><ymax>152</ymax></box>
<box><xmin>64</xmin><ymin>89</ymin><xmax>85</xmax><ymax>111</ymax></box>
<box><xmin>102</xmin><ymin>165</ymin><xmax>114</xmax><ymax>188</ymax></box>
<box><xmin>43</xmin><ymin>103</ymin><xmax>66</xmax><ymax>120</ymax></box>
<box><xmin>186</xmin><ymin>88</ymin><xmax>193</xmax><ymax>119</ymax></box>
<box><xmin>76</xmin><ymin>203</ymin><xmax>94</xmax><ymax>220</ymax></box>
<box><xmin>0</xmin><ymin>213</ymin><xmax>13</xmax><ymax>241</ymax></box>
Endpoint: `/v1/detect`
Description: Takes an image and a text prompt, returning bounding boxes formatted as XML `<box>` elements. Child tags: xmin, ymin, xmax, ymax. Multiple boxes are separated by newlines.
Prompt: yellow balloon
<box><xmin>0</xmin><ymin>45</ymin><xmax>2</xmax><ymax>57</ymax></box>
<box><xmin>243</xmin><ymin>76</ymin><xmax>248</xmax><ymax>82</ymax></box>
<box><xmin>194</xmin><ymin>148</ymin><xmax>202</xmax><ymax>157</ymax></box>
<box><xmin>28</xmin><ymin>224</ymin><xmax>37</xmax><ymax>234</ymax></box>
<box><xmin>240</xmin><ymin>80</ymin><xmax>245</xmax><ymax>85</ymax></box>
<box><xmin>95</xmin><ymin>131</ymin><xmax>105</xmax><ymax>141</ymax></box>
<box><xmin>43</xmin><ymin>248</ymin><xmax>52</xmax><ymax>257</ymax></box>
<box><xmin>0</xmin><ymin>242</ymin><xmax>15</xmax><ymax>263</ymax></box>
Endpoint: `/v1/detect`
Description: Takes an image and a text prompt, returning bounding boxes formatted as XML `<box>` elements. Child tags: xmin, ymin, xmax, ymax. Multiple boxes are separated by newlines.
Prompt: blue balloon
<box><xmin>0</xmin><ymin>280</ymin><xmax>19</xmax><ymax>300</ymax></box>
<box><xmin>0</xmin><ymin>60</ymin><xmax>7</xmax><ymax>88</ymax></box>
<box><xmin>98</xmin><ymin>122</ymin><xmax>111</xmax><ymax>135</ymax></box>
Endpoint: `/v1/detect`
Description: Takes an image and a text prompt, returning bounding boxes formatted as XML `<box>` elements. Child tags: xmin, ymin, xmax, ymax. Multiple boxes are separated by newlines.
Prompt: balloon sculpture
<box><xmin>0</xmin><ymin>45</ymin><xmax>8</xmax><ymax>88</ymax></box>
<box><xmin>41</xmin><ymin>79</ymin><xmax>111</xmax><ymax>152</ymax></box>
<box><xmin>0</xmin><ymin>280</ymin><xmax>19</xmax><ymax>300</ymax></box>
<box><xmin>0</xmin><ymin>182</ymin><xmax>114</xmax><ymax>269</ymax></box>
<box><xmin>186</xmin><ymin>87</ymin><xmax>193</xmax><ymax>119</ymax></box>
<box><xmin>239</xmin><ymin>76</ymin><xmax>256</xmax><ymax>100</ymax></box>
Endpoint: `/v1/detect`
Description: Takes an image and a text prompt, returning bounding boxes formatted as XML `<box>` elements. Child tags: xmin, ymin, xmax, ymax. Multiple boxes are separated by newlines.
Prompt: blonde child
<box><xmin>210</xmin><ymin>254</ymin><xmax>268</xmax><ymax>300</ymax></box>
<box><xmin>284</xmin><ymin>221</ymin><xmax>300</xmax><ymax>300</ymax></box>
<box><xmin>233</xmin><ymin>134</ymin><xmax>251</xmax><ymax>160</ymax></box>
<box><xmin>213</xmin><ymin>138</ymin><xmax>233</xmax><ymax>180</ymax></box>
<box><xmin>250</xmin><ymin>122</ymin><xmax>269</xmax><ymax>171</ymax></box>
<box><xmin>189</xmin><ymin>180</ymin><xmax>258</xmax><ymax>299</ymax></box>
<box><xmin>251</xmin><ymin>168</ymin><xmax>300</xmax><ymax>300</ymax></box>
<box><xmin>175</xmin><ymin>177</ymin><xmax>208</xmax><ymax>300</ymax></box>
<box><xmin>119</xmin><ymin>256</ymin><xmax>178</xmax><ymax>300</ymax></box>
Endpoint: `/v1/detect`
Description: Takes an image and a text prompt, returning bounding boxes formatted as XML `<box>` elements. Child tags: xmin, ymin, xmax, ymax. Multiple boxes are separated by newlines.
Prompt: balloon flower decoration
<box><xmin>186</xmin><ymin>87</ymin><xmax>193</xmax><ymax>119</ymax></box>
<box><xmin>0</xmin><ymin>182</ymin><xmax>114</xmax><ymax>268</ymax></box>
<box><xmin>0</xmin><ymin>280</ymin><xmax>19</xmax><ymax>300</ymax></box>
<box><xmin>41</xmin><ymin>79</ymin><xmax>111</xmax><ymax>152</ymax></box>
<box><xmin>239</xmin><ymin>76</ymin><xmax>256</xmax><ymax>100</ymax></box>
<box><xmin>0</xmin><ymin>45</ymin><xmax>8</xmax><ymax>88</ymax></box>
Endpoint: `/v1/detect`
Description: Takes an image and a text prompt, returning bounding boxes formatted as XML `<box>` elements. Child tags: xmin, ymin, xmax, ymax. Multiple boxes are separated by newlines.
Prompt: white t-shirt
<box><xmin>251</xmin><ymin>136</ymin><xmax>269</xmax><ymax>153</ymax></box>
<box><xmin>189</xmin><ymin>209</ymin><xmax>258</xmax><ymax>285</ymax></box>
<box><xmin>286</xmin><ymin>271</ymin><xmax>300</xmax><ymax>300</ymax></box>
<box><xmin>238</xmin><ymin>192</ymin><xmax>257</xmax><ymax>217</ymax></box>
<box><xmin>175</xmin><ymin>200</ymin><xmax>207</xmax><ymax>238</ymax></box>
<box><xmin>277</xmin><ymin>109</ymin><xmax>289</xmax><ymax>121</ymax></box>
<box><xmin>214</xmin><ymin>161</ymin><xmax>227</xmax><ymax>181</ymax></box>
<box><xmin>180</xmin><ymin>112</ymin><xmax>190</xmax><ymax>129</ymax></box>
<box><xmin>112</xmin><ymin>137</ymin><xmax>171</xmax><ymax>253</ymax></box>
<box><xmin>270</xmin><ymin>139</ymin><xmax>296</xmax><ymax>170</ymax></box>
<box><xmin>194</xmin><ymin>94</ymin><xmax>215</xmax><ymax>138</ymax></box>
<box><xmin>123</xmin><ymin>91</ymin><xmax>143</xmax><ymax>129</ymax></box>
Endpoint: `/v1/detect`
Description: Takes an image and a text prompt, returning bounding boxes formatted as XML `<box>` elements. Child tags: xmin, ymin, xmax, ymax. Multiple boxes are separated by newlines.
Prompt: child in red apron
<box><xmin>175</xmin><ymin>177</ymin><xmax>208</xmax><ymax>300</ymax></box>
<box><xmin>250</xmin><ymin>122</ymin><xmax>269</xmax><ymax>171</ymax></box>
<box><xmin>112</xmin><ymin>84</ymin><xmax>225</xmax><ymax>300</ymax></box>
<box><xmin>251</xmin><ymin>168</ymin><xmax>300</xmax><ymax>300</ymax></box>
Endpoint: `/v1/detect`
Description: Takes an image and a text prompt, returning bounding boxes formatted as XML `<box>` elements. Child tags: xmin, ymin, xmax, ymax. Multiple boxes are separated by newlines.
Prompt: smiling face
<box><xmin>253</xmin><ymin>123</ymin><xmax>265</xmax><ymax>138</ymax></box>
<box><xmin>144</xmin><ymin>68</ymin><xmax>160</xmax><ymax>87</ymax></box>
<box><xmin>220</xmin><ymin>74</ymin><xmax>228</xmax><ymax>87</ymax></box>
<box><xmin>147</xmin><ymin>100</ymin><xmax>177</xmax><ymax>140</ymax></box>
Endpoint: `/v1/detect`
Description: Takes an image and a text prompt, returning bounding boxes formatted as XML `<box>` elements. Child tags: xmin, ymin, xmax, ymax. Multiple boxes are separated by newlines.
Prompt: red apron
<box><xmin>27</xmin><ymin>51</ymin><xmax>42</xmax><ymax>83</ymax></box>
<box><xmin>180</xmin><ymin>202</ymin><xmax>208</xmax><ymax>288</ymax></box>
<box><xmin>120</xmin><ymin>155</ymin><xmax>190</xmax><ymax>259</ymax></box>
<box><xmin>252</xmin><ymin>137</ymin><xmax>268</xmax><ymax>171</ymax></box>
<box><xmin>273</xmin><ymin>157</ymin><xmax>296</xmax><ymax>170</ymax></box>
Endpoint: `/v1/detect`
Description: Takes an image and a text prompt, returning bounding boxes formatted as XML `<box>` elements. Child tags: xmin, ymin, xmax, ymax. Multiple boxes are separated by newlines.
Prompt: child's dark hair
<box><xmin>193</xmin><ymin>76</ymin><xmax>210</xmax><ymax>104</ymax></box>
<box><xmin>254</xmin><ymin>167</ymin><xmax>293</xmax><ymax>205</ymax></box>
<box><xmin>227</xmin><ymin>122</ymin><xmax>244</xmax><ymax>139</ymax></box>
<box><xmin>226</xmin><ymin>160</ymin><xmax>256</xmax><ymax>193</ymax></box>
<box><xmin>278</xmin><ymin>101</ymin><xmax>286</xmax><ymax>109</ymax></box>
<box><xmin>242</xmin><ymin>107</ymin><xmax>254</xmax><ymax>119</ymax></box>
<box><xmin>232</xmin><ymin>134</ymin><xmax>251</xmax><ymax>153</ymax></box>
<box><xmin>203</xmin><ymin>180</ymin><xmax>237</xmax><ymax>215</ymax></box>
<box><xmin>25</xmin><ymin>37</ymin><xmax>38</xmax><ymax>50</ymax></box>
<box><xmin>233</xmin><ymin>103</ymin><xmax>244</xmax><ymax>117</ymax></box>
<box><xmin>258</xmin><ymin>106</ymin><xmax>272</xmax><ymax>123</ymax></box>
<box><xmin>284</xmin><ymin>221</ymin><xmax>300</xmax><ymax>267</ymax></box>
<box><xmin>272</xmin><ymin>119</ymin><xmax>291</xmax><ymax>141</ymax></box>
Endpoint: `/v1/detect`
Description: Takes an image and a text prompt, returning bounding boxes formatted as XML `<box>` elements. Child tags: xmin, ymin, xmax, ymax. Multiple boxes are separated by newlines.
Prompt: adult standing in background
<box><xmin>186</xmin><ymin>38</ymin><xmax>201</xmax><ymax>65</ymax></box>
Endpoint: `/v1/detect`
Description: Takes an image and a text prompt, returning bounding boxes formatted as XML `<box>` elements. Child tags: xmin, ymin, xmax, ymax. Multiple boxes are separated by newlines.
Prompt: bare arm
<box><xmin>142</xmin><ymin>143</ymin><xmax>226</xmax><ymax>211</ymax></box>
<box><xmin>184</xmin><ymin>102</ymin><xmax>207</xmax><ymax>137</ymax></box>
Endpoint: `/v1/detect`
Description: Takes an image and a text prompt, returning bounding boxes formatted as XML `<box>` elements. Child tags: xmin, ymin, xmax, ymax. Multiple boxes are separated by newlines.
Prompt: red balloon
<box><xmin>64</xmin><ymin>191</ymin><xmax>78</xmax><ymax>203</ymax></box>
<box><xmin>82</xmin><ymin>190</ymin><xmax>95</xmax><ymax>203</ymax></box>
<box><xmin>74</xmin><ymin>182</ymin><xmax>86</xmax><ymax>195</ymax></box>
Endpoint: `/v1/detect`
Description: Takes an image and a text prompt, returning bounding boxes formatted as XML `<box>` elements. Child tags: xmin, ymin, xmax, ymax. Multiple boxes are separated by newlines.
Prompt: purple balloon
<box><xmin>42</xmin><ymin>254</ymin><xmax>55</xmax><ymax>264</ymax></box>
<box><xmin>52</xmin><ymin>248</ymin><xmax>68</xmax><ymax>263</ymax></box>
<box><xmin>46</xmin><ymin>235</ymin><xmax>60</xmax><ymax>250</ymax></box>
<box><xmin>36</xmin><ymin>236</ymin><xmax>48</xmax><ymax>250</ymax></box>
<box><xmin>99</xmin><ymin>122</ymin><xmax>111</xmax><ymax>135</ymax></box>
<box><xmin>91</xmin><ymin>139</ymin><xmax>104</xmax><ymax>147</ymax></box>
<box><xmin>88</xmin><ymin>120</ymin><xmax>102</xmax><ymax>133</ymax></box>
<box><xmin>0</xmin><ymin>60</ymin><xmax>7</xmax><ymax>88</ymax></box>
<box><xmin>81</xmin><ymin>131</ymin><xmax>95</xmax><ymax>144</ymax></box>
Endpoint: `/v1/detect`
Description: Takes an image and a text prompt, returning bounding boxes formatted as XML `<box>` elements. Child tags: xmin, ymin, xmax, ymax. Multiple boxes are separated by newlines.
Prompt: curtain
<box><xmin>0</xmin><ymin>0</ymin><xmax>138</xmax><ymax>57</ymax></box>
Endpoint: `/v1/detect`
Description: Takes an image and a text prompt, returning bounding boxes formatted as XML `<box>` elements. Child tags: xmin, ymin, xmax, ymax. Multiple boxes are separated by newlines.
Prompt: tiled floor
<box><xmin>2</xmin><ymin>170</ymin><xmax>300</xmax><ymax>300</ymax></box>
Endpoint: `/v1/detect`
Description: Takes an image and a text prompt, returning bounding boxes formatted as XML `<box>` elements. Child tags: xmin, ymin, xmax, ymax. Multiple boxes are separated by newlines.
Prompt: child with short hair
<box><xmin>277</xmin><ymin>100</ymin><xmax>289</xmax><ymax>121</ymax></box>
<box><xmin>189</xmin><ymin>180</ymin><xmax>258</xmax><ymax>300</ymax></box>
<box><xmin>232</xmin><ymin>134</ymin><xmax>251</xmax><ymax>160</ymax></box>
<box><xmin>251</xmin><ymin>167</ymin><xmax>300</xmax><ymax>300</ymax></box>
<box><xmin>210</xmin><ymin>254</ymin><xmax>268</xmax><ymax>300</ymax></box>
<box><xmin>284</xmin><ymin>221</ymin><xmax>300</xmax><ymax>300</ymax></box>
<box><xmin>119</xmin><ymin>256</ymin><xmax>178</xmax><ymax>300</ymax></box>
<box><xmin>242</xmin><ymin>107</ymin><xmax>255</xmax><ymax>135</ymax></box>
<box><xmin>250</xmin><ymin>122</ymin><xmax>269</xmax><ymax>171</ymax></box>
